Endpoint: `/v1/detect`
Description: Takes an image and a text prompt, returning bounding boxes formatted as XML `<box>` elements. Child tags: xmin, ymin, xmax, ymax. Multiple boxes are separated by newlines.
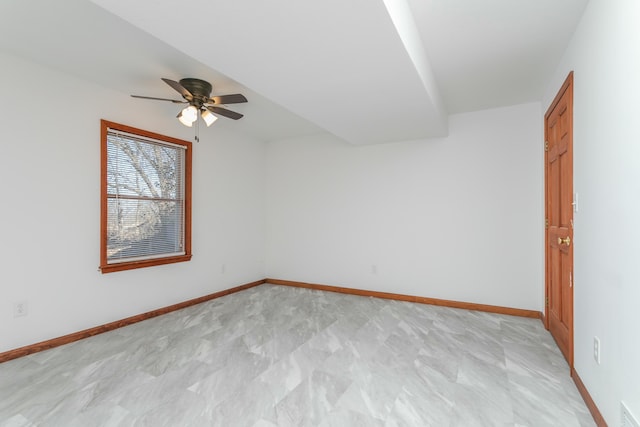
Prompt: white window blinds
<box><xmin>106</xmin><ymin>128</ymin><xmax>187</xmax><ymax>264</ymax></box>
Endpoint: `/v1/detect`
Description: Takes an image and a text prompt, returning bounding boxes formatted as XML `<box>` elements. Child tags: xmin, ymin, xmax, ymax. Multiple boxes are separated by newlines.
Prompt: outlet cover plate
<box><xmin>593</xmin><ymin>336</ymin><xmax>601</xmax><ymax>364</ymax></box>
<box><xmin>14</xmin><ymin>301</ymin><xmax>28</xmax><ymax>317</ymax></box>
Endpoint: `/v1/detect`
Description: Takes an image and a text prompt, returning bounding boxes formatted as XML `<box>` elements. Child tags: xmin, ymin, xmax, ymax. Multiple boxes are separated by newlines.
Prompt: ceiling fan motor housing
<box><xmin>180</xmin><ymin>78</ymin><xmax>213</xmax><ymax>106</ymax></box>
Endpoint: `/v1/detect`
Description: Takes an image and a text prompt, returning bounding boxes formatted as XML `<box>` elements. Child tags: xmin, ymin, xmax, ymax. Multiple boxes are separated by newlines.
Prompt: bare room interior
<box><xmin>0</xmin><ymin>0</ymin><xmax>638</xmax><ymax>426</ymax></box>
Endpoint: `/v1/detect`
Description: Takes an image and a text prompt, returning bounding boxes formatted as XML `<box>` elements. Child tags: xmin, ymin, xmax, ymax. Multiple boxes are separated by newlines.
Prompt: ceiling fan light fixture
<box><xmin>132</xmin><ymin>78</ymin><xmax>248</xmax><ymax>128</ymax></box>
<box><xmin>177</xmin><ymin>105</ymin><xmax>198</xmax><ymax>126</ymax></box>
<box><xmin>177</xmin><ymin>113</ymin><xmax>192</xmax><ymax>127</ymax></box>
<box><xmin>201</xmin><ymin>109</ymin><xmax>218</xmax><ymax>127</ymax></box>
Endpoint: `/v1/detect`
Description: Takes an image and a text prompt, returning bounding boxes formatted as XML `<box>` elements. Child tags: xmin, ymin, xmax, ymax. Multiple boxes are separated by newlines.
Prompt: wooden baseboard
<box><xmin>266</xmin><ymin>278</ymin><xmax>542</xmax><ymax>319</ymax></box>
<box><xmin>572</xmin><ymin>367</ymin><xmax>608</xmax><ymax>426</ymax></box>
<box><xmin>0</xmin><ymin>279</ymin><xmax>266</xmax><ymax>364</ymax></box>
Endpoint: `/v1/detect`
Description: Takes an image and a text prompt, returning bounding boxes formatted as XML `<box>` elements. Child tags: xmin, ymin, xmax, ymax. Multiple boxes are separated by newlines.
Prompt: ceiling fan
<box><xmin>131</xmin><ymin>78</ymin><xmax>247</xmax><ymax>127</ymax></box>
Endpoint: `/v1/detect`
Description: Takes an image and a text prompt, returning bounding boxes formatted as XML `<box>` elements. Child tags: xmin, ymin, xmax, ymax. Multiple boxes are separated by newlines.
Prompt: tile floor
<box><xmin>0</xmin><ymin>284</ymin><xmax>595</xmax><ymax>426</ymax></box>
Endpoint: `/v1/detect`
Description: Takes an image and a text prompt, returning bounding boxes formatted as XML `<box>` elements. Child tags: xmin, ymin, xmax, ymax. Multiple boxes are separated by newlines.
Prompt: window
<box><xmin>100</xmin><ymin>120</ymin><xmax>192</xmax><ymax>273</ymax></box>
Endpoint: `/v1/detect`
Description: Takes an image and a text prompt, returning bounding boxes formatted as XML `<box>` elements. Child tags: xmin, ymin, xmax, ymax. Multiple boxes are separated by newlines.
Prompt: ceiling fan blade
<box><xmin>131</xmin><ymin>95</ymin><xmax>186</xmax><ymax>103</ymax></box>
<box><xmin>206</xmin><ymin>106</ymin><xmax>244</xmax><ymax>120</ymax></box>
<box><xmin>208</xmin><ymin>94</ymin><xmax>248</xmax><ymax>105</ymax></box>
<box><xmin>161</xmin><ymin>78</ymin><xmax>192</xmax><ymax>99</ymax></box>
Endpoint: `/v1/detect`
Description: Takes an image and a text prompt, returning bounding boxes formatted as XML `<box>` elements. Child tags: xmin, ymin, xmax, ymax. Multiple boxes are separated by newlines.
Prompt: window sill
<box><xmin>99</xmin><ymin>254</ymin><xmax>192</xmax><ymax>274</ymax></box>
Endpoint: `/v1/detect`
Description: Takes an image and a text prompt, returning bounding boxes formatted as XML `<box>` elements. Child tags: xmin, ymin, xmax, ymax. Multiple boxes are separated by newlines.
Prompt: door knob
<box><xmin>558</xmin><ymin>236</ymin><xmax>571</xmax><ymax>246</ymax></box>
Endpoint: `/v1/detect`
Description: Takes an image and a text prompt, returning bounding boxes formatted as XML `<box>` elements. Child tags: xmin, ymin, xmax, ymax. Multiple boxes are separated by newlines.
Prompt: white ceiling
<box><xmin>0</xmin><ymin>0</ymin><xmax>588</xmax><ymax>145</ymax></box>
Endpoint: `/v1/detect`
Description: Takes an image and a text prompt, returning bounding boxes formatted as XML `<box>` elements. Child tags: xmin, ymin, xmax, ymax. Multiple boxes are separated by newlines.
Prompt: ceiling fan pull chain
<box><xmin>195</xmin><ymin>115</ymin><xmax>200</xmax><ymax>143</ymax></box>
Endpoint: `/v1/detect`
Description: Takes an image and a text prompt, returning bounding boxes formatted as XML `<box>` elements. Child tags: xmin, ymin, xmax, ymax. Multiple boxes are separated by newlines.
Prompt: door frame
<box><xmin>544</xmin><ymin>71</ymin><xmax>574</xmax><ymax>368</ymax></box>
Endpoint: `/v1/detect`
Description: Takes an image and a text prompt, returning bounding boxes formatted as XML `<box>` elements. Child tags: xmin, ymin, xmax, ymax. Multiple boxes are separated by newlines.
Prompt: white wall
<box><xmin>0</xmin><ymin>52</ymin><xmax>266</xmax><ymax>353</ymax></box>
<box><xmin>266</xmin><ymin>102</ymin><xmax>543</xmax><ymax>311</ymax></box>
<box><xmin>542</xmin><ymin>0</ymin><xmax>640</xmax><ymax>424</ymax></box>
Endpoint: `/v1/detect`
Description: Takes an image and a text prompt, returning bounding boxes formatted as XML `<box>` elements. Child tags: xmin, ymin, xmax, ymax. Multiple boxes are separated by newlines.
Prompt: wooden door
<box><xmin>545</xmin><ymin>72</ymin><xmax>574</xmax><ymax>366</ymax></box>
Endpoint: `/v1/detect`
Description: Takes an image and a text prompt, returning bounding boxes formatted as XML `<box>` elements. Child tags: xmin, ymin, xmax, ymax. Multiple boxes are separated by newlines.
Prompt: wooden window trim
<box><xmin>100</xmin><ymin>120</ymin><xmax>192</xmax><ymax>273</ymax></box>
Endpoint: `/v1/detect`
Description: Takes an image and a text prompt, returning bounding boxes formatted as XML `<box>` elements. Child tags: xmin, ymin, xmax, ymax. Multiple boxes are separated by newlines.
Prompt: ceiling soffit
<box><xmin>91</xmin><ymin>0</ymin><xmax>449</xmax><ymax>145</ymax></box>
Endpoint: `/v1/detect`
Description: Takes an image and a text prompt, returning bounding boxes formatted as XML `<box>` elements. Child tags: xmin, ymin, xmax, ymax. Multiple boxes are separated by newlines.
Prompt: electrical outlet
<box><xmin>371</xmin><ymin>264</ymin><xmax>377</xmax><ymax>275</ymax></box>
<box><xmin>221</xmin><ymin>263</ymin><xmax>226</xmax><ymax>274</ymax></box>
<box><xmin>593</xmin><ymin>336</ymin><xmax>601</xmax><ymax>364</ymax></box>
<box><xmin>14</xmin><ymin>301</ymin><xmax>28</xmax><ymax>317</ymax></box>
